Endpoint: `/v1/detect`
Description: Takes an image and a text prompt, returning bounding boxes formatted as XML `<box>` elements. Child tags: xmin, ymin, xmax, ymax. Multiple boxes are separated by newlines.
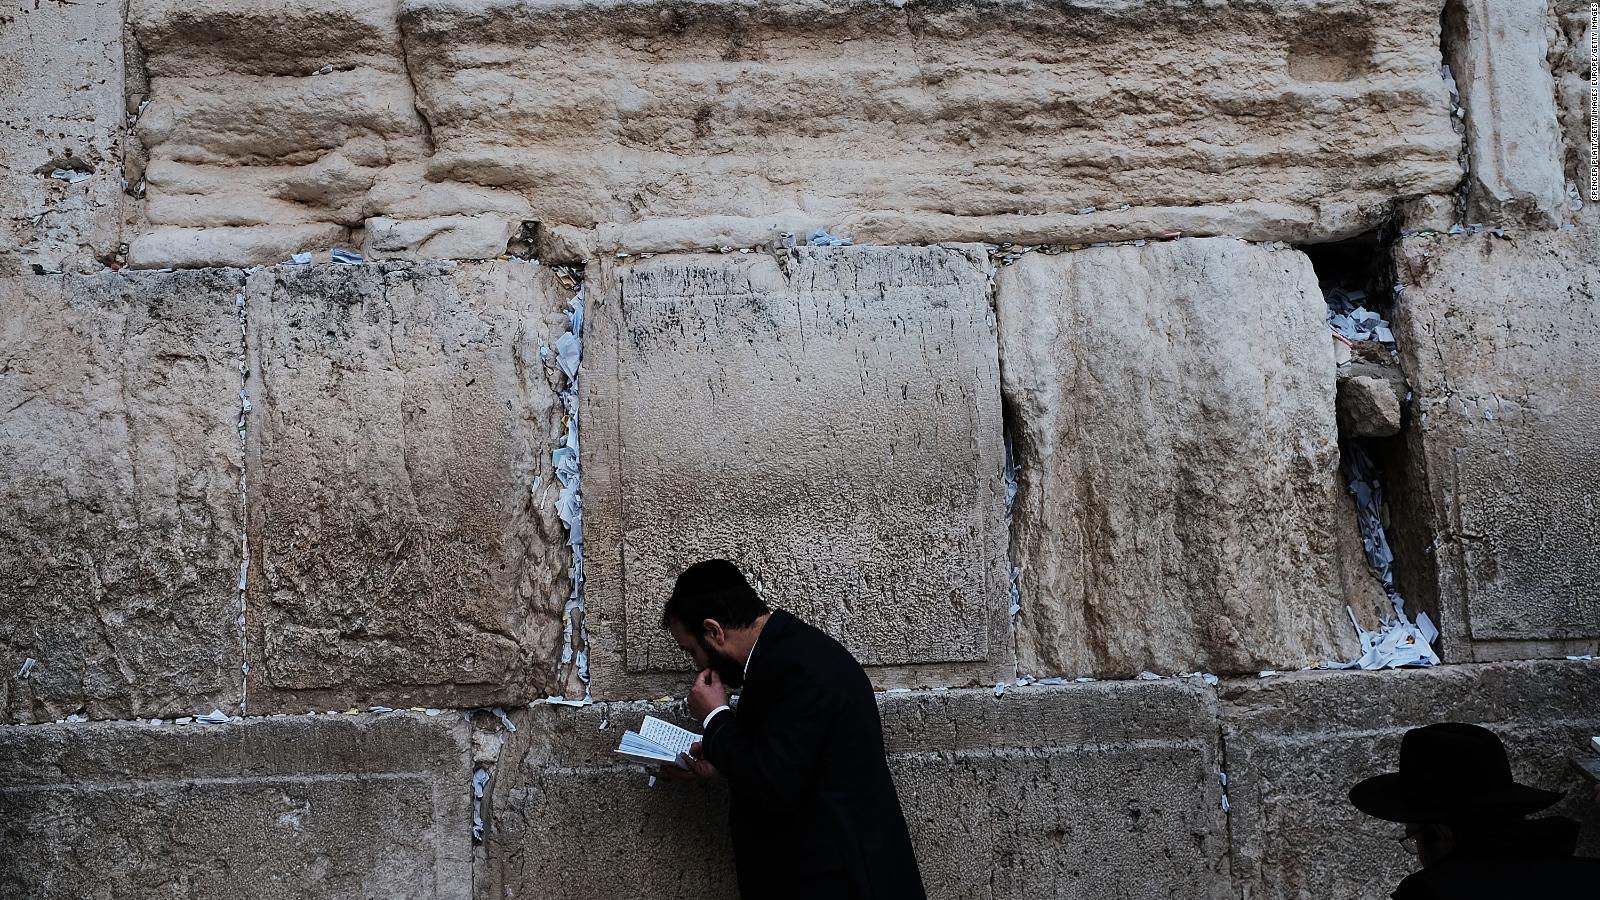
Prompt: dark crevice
<box><xmin>1300</xmin><ymin>228</ymin><xmax>1441</xmax><ymax>663</ymax></box>
<box><xmin>505</xmin><ymin>221</ymin><xmax>539</xmax><ymax>260</ymax></box>
<box><xmin>1438</xmin><ymin>0</ymin><xmax>1474</xmax><ymax>222</ymax></box>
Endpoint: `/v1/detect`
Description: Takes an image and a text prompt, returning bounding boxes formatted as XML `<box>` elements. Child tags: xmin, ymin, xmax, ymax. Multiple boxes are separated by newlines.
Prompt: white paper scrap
<box><xmin>492</xmin><ymin>706</ymin><xmax>517</xmax><ymax>733</ymax></box>
<box><xmin>544</xmin><ymin>696</ymin><xmax>595</xmax><ymax>707</ymax></box>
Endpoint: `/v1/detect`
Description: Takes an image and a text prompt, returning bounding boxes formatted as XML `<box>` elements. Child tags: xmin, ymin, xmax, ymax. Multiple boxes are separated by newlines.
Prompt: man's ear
<box><xmin>700</xmin><ymin>618</ymin><xmax>726</xmax><ymax>647</ymax></box>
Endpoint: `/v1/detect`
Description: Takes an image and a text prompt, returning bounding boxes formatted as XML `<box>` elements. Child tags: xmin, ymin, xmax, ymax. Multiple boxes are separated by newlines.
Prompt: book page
<box><xmin>619</xmin><ymin>732</ymin><xmax>674</xmax><ymax>759</ymax></box>
<box><xmin>638</xmin><ymin>715</ymin><xmax>700</xmax><ymax>758</ymax></box>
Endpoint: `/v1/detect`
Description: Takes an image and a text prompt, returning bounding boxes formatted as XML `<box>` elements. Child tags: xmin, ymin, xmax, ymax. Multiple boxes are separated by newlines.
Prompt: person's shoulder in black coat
<box><xmin>701</xmin><ymin>608</ymin><xmax>927</xmax><ymax>900</ymax></box>
<box><xmin>1391</xmin><ymin>816</ymin><xmax>1600</xmax><ymax>899</ymax></box>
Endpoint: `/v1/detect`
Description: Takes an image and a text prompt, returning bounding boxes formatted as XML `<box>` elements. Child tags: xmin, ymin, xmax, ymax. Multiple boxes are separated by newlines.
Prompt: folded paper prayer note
<box><xmin>615</xmin><ymin>715</ymin><xmax>701</xmax><ymax>768</ymax></box>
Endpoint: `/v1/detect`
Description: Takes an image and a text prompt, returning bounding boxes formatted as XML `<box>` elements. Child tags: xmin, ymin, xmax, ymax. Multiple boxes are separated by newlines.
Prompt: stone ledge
<box><xmin>1221</xmin><ymin>659</ymin><xmax>1600</xmax><ymax>900</ymax></box>
<box><xmin>0</xmin><ymin>712</ymin><xmax>474</xmax><ymax>899</ymax></box>
<box><xmin>483</xmin><ymin>680</ymin><xmax>1229</xmax><ymax>900</ymax></box>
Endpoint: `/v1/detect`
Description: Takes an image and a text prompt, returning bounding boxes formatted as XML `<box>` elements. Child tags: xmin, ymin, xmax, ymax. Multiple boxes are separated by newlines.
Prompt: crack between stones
<box><xmin>397</xmin><ymin>25</ymin><xmax>437</xmax><ymax>156</ymax></box>
<box><xmin>550</xmin><ymin>267</ymin><xmax>592</xmax><ymax>702</ymax></box>
<box><xmin>234</xmin><ymin>282</ymin><xmax>252</xmax><ymax>715</ymax></box>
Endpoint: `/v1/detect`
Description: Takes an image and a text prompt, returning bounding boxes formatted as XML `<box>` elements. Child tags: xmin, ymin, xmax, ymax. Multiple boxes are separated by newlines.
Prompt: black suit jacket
<box><xmin>701</xmin><ymin>609</ymin><xmax>926</xmax><ymax>900</ymax></box>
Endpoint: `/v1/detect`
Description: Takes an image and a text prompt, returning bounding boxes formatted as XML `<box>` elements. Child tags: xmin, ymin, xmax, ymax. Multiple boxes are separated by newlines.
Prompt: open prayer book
<box><xmin>616</xmin><ymin>715</ymin><xmax>701</xmax><ymax>769</ymax></box>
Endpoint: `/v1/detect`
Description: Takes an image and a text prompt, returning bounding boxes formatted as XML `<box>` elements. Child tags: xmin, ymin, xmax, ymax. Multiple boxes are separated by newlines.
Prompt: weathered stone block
<box><xmin>130</xmin><ymin>0</ymin><xmax>409</xmax><ymax>79</ymax></box>
<box><xmin>0</xmin><ymin>712</ymin><xmax>472</xmax><ymax>899</ymax></box>
<box><xmin>1553</xmin><ymin>0</ymin><xmax>1598</xmax><ymax>224</ymax></box>
<box><xmin>1221</xmin><ymin>660</ymin><xmax>1600</xmax><ymax>900</ymax></box>
<box><xmin>245</xmin><ymin>261</ymin><xmax>571</xmax><ymax>711</ymax></box>
<box><xmin>483</xmin><ymin>681</ymin><xmax>1229</xmax><ymax>900</ymax></box>
<box><xmin>127</xmin><ymin>224</ymin><xmax>351</xmax><ymax>270</ymax></box>
<box><xmin>396</xmin><ymin>0</ymin><xmax>1460</xmax><ymax>248</ymax></box>
<box><xmin>1391</xmin><ymin>228</ymin><xmax>1600</xmax><ymax>656</ymax></box>
<box><xmin>998</xmin><ymin>239</ymin><xmax>1388</xmax><ymax>678</ymax></box>
<box><xmin>1337</xmin><ymin>362</ymin><xmax>1407</xmax><ymax>438</ymax></box>
<box><xmin>124</xmin><ymin>0</ymin><xmax>1463</xmax><ymax>266</ymax></box>
<box><xmin>0</xmin><ymin>0</ymin><xmax>126</xmax><ymax>274</ymax></box>
<box><xmin>0</xmin><ymin>271</ymin><xmax>245</xmax><ymax>724</ymax></box>
<box><xmin>580</xmin><ymin>246</ymin><xmax>1010</xmax><ymax>696</ymax></box>
<box><xmin>1440</xmin><ymin>0</ymin><xmax>1567</xmax><ymax>227</ymax></box>
<box><xmin>364</xmin><ymin>215</ymin><xmax>517</xmax><ymax>260</ymax></box>
<box><xmin>123</xmin><ymin>0</ymin><xmax>537</xmax><ymax>268</ymax></box>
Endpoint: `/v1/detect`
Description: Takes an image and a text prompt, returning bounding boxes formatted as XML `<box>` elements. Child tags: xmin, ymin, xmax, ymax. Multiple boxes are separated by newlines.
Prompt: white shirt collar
<box><xmin>744</xmin><ymin>628</ymin><xmax>760</xmax><ymax>678</ymax></box>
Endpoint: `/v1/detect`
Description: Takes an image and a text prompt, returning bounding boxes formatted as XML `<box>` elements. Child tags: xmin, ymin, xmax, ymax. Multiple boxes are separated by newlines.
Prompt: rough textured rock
<box><xmin>1337</xmin><ymin>362</ymin><xmax>1407</xmax><ymax>438</ymax></box>
<box><xmin>998</xmin><ymin>239</ymin><xmax>1389</xmax><ymax>678</ymax></box>
<box><xmin>1552</xmin><ymin>0</ymin><xmax>1599</xmax><ymax>224</ymax></box>
<box><xmin>484</xmin><ymin>681</ymin><xmax>1228</xmax><ymax>900</ymax></box>
<box><xmin>127</xmin><ymin>223</ymin><xmax>352</xmax><ymax>269</ymax></box>
<box><xmin>398</xmin><ymin>0</ymin><xmax>1459</xmax><ymax>239</ymax></box>
<box><xmin>121</xmin><ymin>0</ymin><xmax>1462</xmax><ymax>266</ymax></box>
<box><xmin>0</xmin><ymin>712</ymin><xmax>472</xmax><ymax>899</ymax></box>
<box><xmin>1441</xmin><ymin>0</ymin><xmax>1567</xmax><ymax>227</ymax></box>
<box><xmin>0</xmin><ymin>271</ymin><xmax>244</xmax><ymax>724</ymax></box>
<box><xmin>580</xmin><ymin>246</ymin><xmax>1010</xmax><ymax>697</ymax></box>
<box><xmin>0</xmin><ymin>0</ymin><xmax>127</xmax><ymax>275</ymax></box>
<box><xmin>363</xmin><ymin>214</ymin><xmax>517</xmax><ymax>260</ymax></box>
<box><xmin>123</xmin><ymin>0</ymin><xmax>534</xmax><ymax>268</ymax></box>
<box><xmin>245</xmin><ymin>261</ymin><xmax>571</xmax><ymax>711</ymax></box>
<box><xmin>1390</xmin><ymin>228</ymin><xmax>1600</xmax><ymax>658</ymax></box>
<box><xmin>1222</xmin><ymin>660</ymin><xmax>1600</xmax><ymax>900</ymax></box>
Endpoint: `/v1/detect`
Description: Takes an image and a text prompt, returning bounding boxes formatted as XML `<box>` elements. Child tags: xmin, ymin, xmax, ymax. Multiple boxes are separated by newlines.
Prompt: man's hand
<box><xmin>659</xmin><ymin>740</ymin><xmax>720</xmax><ymax>780</ymax></box>
<box><xmin>686</xmin><ymin>667</ymin><xmax>728</xmax><ymax>722</ymax></box>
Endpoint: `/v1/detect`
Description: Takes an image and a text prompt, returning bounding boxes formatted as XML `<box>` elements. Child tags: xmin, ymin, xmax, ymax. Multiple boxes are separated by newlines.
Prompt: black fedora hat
<box><xmin>1349</xmin><ymin>722</ymin><xmax>1564</xmax><ymax>823</ymax></box>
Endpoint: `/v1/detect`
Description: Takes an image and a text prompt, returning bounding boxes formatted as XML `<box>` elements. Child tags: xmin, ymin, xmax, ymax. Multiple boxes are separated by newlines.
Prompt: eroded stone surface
<box><xmin>1222</xmin><ymin>660</ymin><xmax>1600</xmax><ymax>900</ymax></box>
<box><xmin>1337</xmin><ymin>362</ymin><xmax>1407</xmax><ymax>438</ymax></box>
<box><xmin>0</xmin><ymin>271</ymin><xmax>244</xmax><ymax>724</ymax></box>
<box><xmin>0</xmin><ymin>0</ymin><xmax>127</xmax><ymax>275</ymax></box>
<box><xmin>245</xmin><ymin>261</ymin><xmax>571</xmax><ymax>711</ymax></box>
<box><xmin>1441</xmin><ymin>0</ymin><xmax>1566</xmax><ymax>227</ymax></box>
<box><xmin>1390</xmin><ymin>228</ymin><xmax>1600</xmax><ymax>655</ymax></box>
<box><xmin>122</xmin><ymin>0</ymin><xmax>1462</xmax><ymax>266</ymax></box>
<box><xmin>1552</xmin><ymin>0</ymin><xmax>1599</xmax><ymax>224</ymax></box>
<box><xmin>398</xmin><ymin>0</ymin><xmax>1459</xmax><ymax>239</ymax></box>
<box><xmin>0</xmin><ymin>712</ymin><xmax>472</xmax><ymax>899</ymax></box>
<box><xmin>124</xmin><ymin>0</ymin><xmax>536</xmax><ymax>268</ymax></box>
<box><xmin>998</xmin><ymin>239</ymin><xmax>1388</xmax><ymax>678</ymax></box>
<box><xmin>483</xmin><ymin>681</ymin><xmax>1228</xmax><ymax>900</ymax></box>
<box><xmin>580</xmin><ymin>246</ymin><xmax>1010</xmax><ymax>697</ymax></box>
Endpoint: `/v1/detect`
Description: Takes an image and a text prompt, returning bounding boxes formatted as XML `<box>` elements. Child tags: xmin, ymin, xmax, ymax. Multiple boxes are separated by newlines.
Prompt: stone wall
<box><xmin>3</xmin><ymin>0</ymin><xmax>1598</xmax><ymax>897</ymax></box>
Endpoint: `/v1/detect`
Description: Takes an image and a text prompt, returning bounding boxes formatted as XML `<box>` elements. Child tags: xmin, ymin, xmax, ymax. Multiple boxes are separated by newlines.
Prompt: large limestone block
<box><xmin>998</xmin><ymin>239</ymin><xmax>1387</xmax><ymax>678</ymax></box>
<box><xmin>1222</xmin><ymin>660</ymin><xmax>1600</xmax><ymax>900</ymax></box>
<box><xmin>482</xmin><ymin>681</ymin><xmax>1228</xmax><ymax>900</ymax></box>
<box><xmin>580</xmin><ymin>246</ymin><xmax>1010</xmax><ymax>697</ymax></box>
<box><xmin>0</xmin><ymin>271</ymin><xmax>245</xmax><ymax>724</ymax></box>
<box><xmin>245</xmin><ymin>261</ymin><xmax>571</xmax><ymax>711</ymax></box>
<box><xmin>1441</xmin><ymin>0</ymin><xmax>1567</xmax><ymax>227</ymax></box>
<box><xmin>1390</xmin><ymin>228</ymin><xmax>1600</xmax><ymax>657</ymax></box>
<box><xmin>0</xmin><ymin>712</ymin><xmax>472</xmax><ymax>899</ymax></box>
<box><xmin>131</xmin><ymin>0</ymin><xmax>409</xmax><ymax>78</ymax></box>
<box><xmin>138</xmin><ymin>69</ymin><xmax>427</xmax><ymax>169</ymax></box>
<box><xmin>127</xmin><ymin>223</ymin><xmax>353</xmax><ymax>270</ymax></box>
<box><xmin>397</xmin><ymin>0</ymin><xmax>1460</xmax><ymax>246</ymax></box>
<box><xmin>1553</xmin><ymin>0</ymin><xmax>1599</xmax><ymax>224</ymax></box>
<box><xmin>0</xmin><ymin>0</ymin><xmax>126</xmax><ymax>274</ymax></box>
<box><xmin>123</xmin><ymin>0</ymin><xmax>538</xmax><ymax>268</ymax></box>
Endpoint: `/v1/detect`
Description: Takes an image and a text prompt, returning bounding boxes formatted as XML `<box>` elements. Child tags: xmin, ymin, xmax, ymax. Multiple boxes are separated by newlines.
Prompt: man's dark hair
<box><xmin>661</xmin><ymin>558</ymin><xmax>770</xmax><ymax>631</ymax></box>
